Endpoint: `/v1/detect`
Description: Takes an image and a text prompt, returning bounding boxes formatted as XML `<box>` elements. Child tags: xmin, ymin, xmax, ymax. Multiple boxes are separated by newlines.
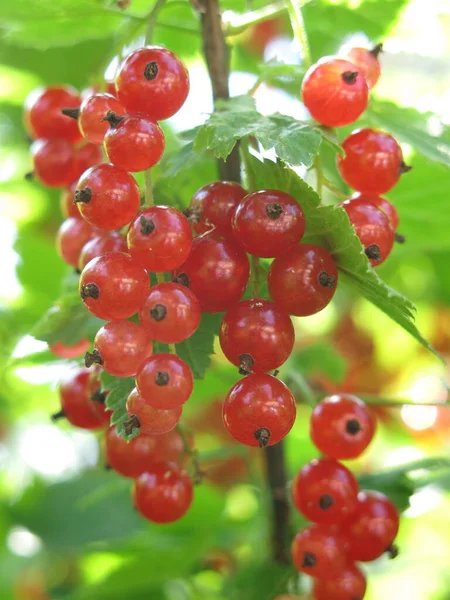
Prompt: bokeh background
<box><xmin>1</xmin><ymin>0</ymin><xmax>450</xmax><ymax>598</ymax></box>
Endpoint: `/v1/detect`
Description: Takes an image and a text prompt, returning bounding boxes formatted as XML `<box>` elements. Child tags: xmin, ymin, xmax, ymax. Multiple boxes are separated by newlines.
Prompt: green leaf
<box><xmin>193</xmin><ymin>95</ymin><xmax>322</xmax><ymax>167</ymax></box>
<box><xmin>100</xmin><ymin>371</ymin><xmax>135</xmax><ymax>438</ymax></box>
<box><xmin>175</xmin><ymin>313</ymin><xmax>222</xmax><ymax>379</ymax></box>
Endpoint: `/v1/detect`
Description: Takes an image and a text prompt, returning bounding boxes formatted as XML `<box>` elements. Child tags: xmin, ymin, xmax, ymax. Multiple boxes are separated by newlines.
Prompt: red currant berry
<box><xmin>78</xmin><ymin>231</ymin><xmax>128</xmax><ymax>270</ymax></box>
<box><xmin>103</xmin><ymin>113</ymin><xmax>165</xmax><ymax>172</ymax></box>
<box><xmin>291</xmin><ymin>458</ymin><xmax>358</xmax><ymax>525</ymax></box>
<box><xmin>341</xmin><ymin>197</ymin><xmax>395</xmax><ymax>266</ymax></box>
<box><xmin>25</xmin><ymin>85</ymin><xmax>82</xmax><ymax>143</ymax></box>
<box><xmin>138</xmin><ymin>282</ymin><xmax>201</xmax><ymax>344</ymax></box>
<box><xmin>79</xmin><ymin>252</ymin><xmax>149</xmax><ymax>320</ymax></box>
<box><xmin>86</xmin><ymin>320</ymin><xmax>153</xmax><ymax>377</ymax></box>
<box><xmin>116</xmin><ymin>46</ymin><xmax>189</xmax><ymax>120</ymax></box>
<box><xmin>268</xmin><ymin>244</ymin><xmax>338</xmax><ymax>316</ymax></box>
<box><xmin>79</xmin><ymin>93</ymin><xmax>125</xmax><ymax>145</ymax></box>
<box><xmin>173</xmin><ymin>231</ymin><xmax>250</xmax><ymax>313</ymax></box>
<box><xmin>346</xmin><ymin>43</ymin><xmax>382</xmax><ymax>89</ymax></box>
<box><xmin>188</xmin><ymin>181</ymin><xmax>247</xmax><ymax>237</ymax></box>
<box><xmin>58</xmin><ymin>368</ymin><xmax>110</xmax><ymax>429</ymax></box>
<box><xmin>222</xmin><ymin>374</ymin><xmax>296</xmax><ymax>447</ymax></box>
<box><xmin>219</xmin><ymin>299</ymin><xmax>294</xmax><ymax>373</ymax></box>
<box><xmin>232</xmin><ymin>190</ymin><xmax>305</xmax><ymax>257</ymax></box>
<box><xmin>60</xmin><ymin>182</ymin><xmax>80</xmax><ymax>218</ymax></box>
<box><xmin>127</xmin><ymin>206</ymin><xmax>192</xmax><ymax>272</ymax></box>
<box><xmin>75</xmin><ymin>163</ymin><xmax>141</xmax><ymax>230</ymax></box>
<box><xmin>73</xmin><ymin>143</ymin><xmax>103</xmax><ymax>180</ymax></box>
<box><xmin>291</xmin><ymin>525</ymin><xmax>348</xmax><ymax>579</ymax></box>
<box><xmin>301</xmin><ymin>58</ymin><xmax>369</xmax><ymax>127</ymax></box>
<box><xmin>340</xmin><ymin>490</ymin><xmax>400</xmax><ymax>561</ymax></box>
<box><xmin>57</xmin><ymin>217</ymin><xmax>97</xmax><ymax>267</ymax></box>
<box><xmin>31</xmin><ymin>139</ymin><xmax>77</xmax><ymax>188</ymax></box>
<box><xmin>49</xmin><ymin>338</ymin><xmax>90</xmax><ymax>358</ymax></box>
<box><xmin>125</xmin><ymin>387</ymin><xmax>182</xmax><ymax>435</ymax></box>
<box><xmin>136</xmin><ymin>353</ymin><xmax>193</xmax><ymax>409</ymax></box>
<box><xmin>133</xmin><ymin>462</ymin><xmax>193</xmax><ymax>523</ymax></box>
<box><xmin>106</xmin><ymin>81</ymin><xmax>117</xmax><ymax>97</ymax></box>
<box><xmin>310</xmin><ymin>393</ymin><xmax>376</xmax><ymax>460</ymax></box>
<box><xmin>350</xmin><ymin>192</ymin><xmax>399</xmax><ymax>230</ymax></box>
<box><xmin>337</xmin><ymin>128</ymin><xmax>409</xmax><ymax>194</ymax></box>
<box><xmin>313</xmin><ymin>563</ymin><xmax>367</xmax><ymax>600</ymax></box>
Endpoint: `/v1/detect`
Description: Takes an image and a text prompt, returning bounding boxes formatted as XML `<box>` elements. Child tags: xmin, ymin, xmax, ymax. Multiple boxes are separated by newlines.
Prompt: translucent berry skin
<box><xmin>116</xmin><ymin>46</ymin><xmax>189</xmax><ymax>121</ymax></box>
<box><xmin>126</xmin><ymin>387</ymin><xmax>182</xmax><ymax>435</ymax></box>
<box><xmin>31</xmin><ymin>139</ymin><xmax>77</xmax><ymax>188</ymax></box>
<box><xmin>292</xmin><ymin>458</ymin><xmax>359</xmax><ymax>525</ymax></box>
<box><xmin>219</xmin><ymin>299</ymin><xmax>294</xmax><ymax>373</ymax></box>
<box><xmin>138</xmin><ymin>282</ymin><xmax>201</xmax><ymax>343</ymax></box>
<box><xmin>73</xmin><ymin>143</ymin><xmax>103</xmax><ymax>180</ymax></box>
<box><xmin>350</xmin><ymin>192</ymin><xmax>399</xmax><ymax>230</ymax></box>
<box><xmin>104</xmin><ymin>114</ymin><xmax>165</xmax><ymax>172</ymax></box>
<box><xmin>136</xmin><ymin>353</ymin><xmax>193</xmax><ymax>409</ymax></box>
<box><xmin>340</xmin><ymin>490</ymin><xmax>400</xmax><ymax>561</ymax></box>
<box><xmin>79</xmin><ymin>252</ymin><xmax>149</xmax><ymax>320</ymax></box>
<box><xmin>127</xmin><ymin>206</ymin><xmax>193</xmax><ymax>272</ymax></box>
<box><xmin>91</xmin><ymin>320</ymin><xmax>153</xmax><ymax>377</ymax></box>
<box><xmin>301</xmin><ymin>58</ymin><xmax>369</xmax><ymax>127</ymax></box>
<box><xmin>291</xmin><ymin>525</ymin><xmax>349</xmax><ymax>579</ymax></box>
<box><xmin>78</xmin><ymin>231</ymin><xmax>128</xmax><ymax>270</ymax></box>
<box><xmin>313</xmin><ymin>563</ymin><xmax>367</xmax><ymax>600</ymax></box>
<box><xmin>310</xmin><ymin>393</ymin><xmax>376</xmax><ymax>459</ymax></box>
<box><xmin>25</xmin><ymin>85</ymin><xmax>82</xmax><ymax>143</ymax></box>
<box><xmin>233</xmin><ymin>190</ymin><xmax>305</xmax><ymax>258</ymax></box>
<box><xmin>57</xmin><ymin>217</ymin><xmax>97</xmax><ymax>267</ymax></box>
<box><xmin>49</xmin><ymin>338</ymin><xmax>90</xmax><ymax>358</ymax></box>
<box><xmin>268</xmin><ymin>244</ymin><xmax>338</xmax><ymax>316</ymax></box>
<box><xmin>341</xmin><ymin>197</ymin><xmax>395</xmax><ymax>266</ymax></box>
<box><xmin>174</xmin><ymin>231</ymin><xmax>250</xmax><ymax>313</ymax></box>
<box><xmin>347</xmin><ymin>46</ymin><xmax>381</xmax><ymax>88</ymax></box>
<box><xmin>60</xmin><ymin>182</ymin><xmax>80</xmax><ymax>218</ymax></box>
<box><xmin>337</xmin><ymin>128</ymin><xmax>404</xmax><ymax>194</ymax></box>
<box><xmin>222</xmin><ymin>374</ymin><xmax>296</xmax><ymax>447</ymax></box>
<box><xmin>190</xmin><ymin>181</ymin><xmax>247</xmax><ymax>237</ymax></box>
<box><xmin>59</xmin><ymin>368</ymin><xmax>110</xmax><ymax>429</ymax></box>
<box><xmin>133</xmin><ymin>462</ymin><xmax>193</xmax><ymax>523</ymax></box>
<box><xmin>75</xmin><ymin>163</ymin><xmax>141</xmax><ymax>230</ymax></box>
<box><xmin>79</xmin><ymin>93</ymin><xmax>125</xmax><ymax>145</ymax></box>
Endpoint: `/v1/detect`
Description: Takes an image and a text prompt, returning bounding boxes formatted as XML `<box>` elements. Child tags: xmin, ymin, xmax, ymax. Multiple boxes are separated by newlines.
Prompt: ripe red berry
<box><xmin>136</xmin><ymin>353</ymin><xmax>193</xmax><ymax>409</ymax></box>
<box><xmin>24</xmin><ymin>85</ymin><xmax>82</xmax><ymax>143</ymax></box>
<box><xmin>138</xmin><ymin>282</ymin><xmax>201</xmax><ymax>343</ymax></box>
<box><xmin>291</xmin><ymin>525</ymin><xmax>348</xmax><ymax>579</ymax></box>
<box><xmin>313</xmin><ymin>563</ymin><xmax>367</xmax><ymax>600</ymax></box>
<box><xmin>232</xmin><ymin>190</ymin><xmax>305</xmax><ymax>257</ymax></box>
<box><xmin>104</xmin><ymin>113</ymin><xmax>165</xmax><ymax>172</ymax></box>
<box><xmin>346</xmin><ymin>43</ymin><xmax>382</xmax><ymax>89</ymax></box>
<box><xmin>219</xmin><ymin>299</ymin><xmax>294</xmax><ymax>373</ymax></box>
<box><xmin>341</xmin><ymin>197</ymin><xmax>395</xmax><ymax>266</ymax></box>
<box><xmin>188</xmin><ymin>181</ymin><xmax>247</xmax><ymax>237</ymax></box>
<box><xmin>222</xmin><ymin>374</ymin><xmax>296</xmax><ymax>447</ymax></box>
<box><xmin>78</xmin><ymin>231</ymin><xmax>128</xmax><ymax>270</ymax></box>
<box><xmin>301</xmin><ymin>58</ymin><xmax>369</xmax><ymax>127</ymax></box>
<box><xmin>49</xmin><ymin>338</ymin><xmax>90</xmax><ymax>358</ymax></box>
<box><xmin>340</xmin><ymin>490</ymin><xmax>400</xmax><ymax>561</ymax></box>
<box><xmin>125</xmin><ymin>387</ymin><xmax>182</xmax><ymax>435</ymax></box>
<box><xmin>57</xmin><ymin>217</ymin><xmax>97</xmax><ymax>267</ymax></box>
<box><xmin>291</xmin><ymin>458</ymin><xmax>359</xmax><ymax>525</ymax></box>
<box><xmin>73</xmin><ymin>143</ymin><xmax>103</xmax><ymax>180</ymax></box>
<box><xmin>116</xmin><ymin>46</ymin><xmax>189</xmax><ymax>120</ymax></box>
<box><xmin>79</xmin><ymin>93</ymin><xmax>125</xmax><ymax>144</ymax></box>
<box><xmin>174</xmin><ymin>231</ymin><xmax>250</xmax><ymax>313</ymax></box>
<box><xmin>350</xmin><ymin>192</ymin><xmax>399</xmax><ymax>230</ymax></box>
<box><xmin>75</xmin><ymin>163</ymin><xmax>141</xmax><ymax>230</ymax></box>
<box><xmin>79</xmin><ymin>252</ymin><xmax>149</xmax><ymax>320</ymax></box>
<box><xmin>60</xmin><ymin>182</ymin><xmax>80</xmax><ymax>218</ymax></box>
<box><xmin>133</xmin><ymin>462</ymin><xmax>193</xmax><ymax>523</ymax></box>
<box><xmin>106</xmin><ymin>81</ymin><xmax>117</xmax><ymax>97</ymax></box>
<box><xmin>337</xmin><ymin>128</ymin><xmax>409</xmax><ymax>194</ymax></box>
<box><xmin>268</xmin><ymin>244</ymin><xmax>338</xmax><ymax>316</ymax></box>
<box><xmin>86</xmin><ymin>320</ymin><xmax>153</xmax><ymax>377</ymax></box>
<box><xmin>127</xmin><ymin>206</ymin><xmax>192</xmax><ymax>272</ymax></box>
<box><xmin>58</xmin><ymin>368</ymin><xmax>110</xmax><ymax>429</ymax></box>
<box><xmin>31</xmin><ymin>139</ymin><xmax>77</xmax><ymax>188</ymax></box>
<box><xmin>310</xmin><ymin>394</ymin><xmax>376</xmax><ymax>459</ymax></box>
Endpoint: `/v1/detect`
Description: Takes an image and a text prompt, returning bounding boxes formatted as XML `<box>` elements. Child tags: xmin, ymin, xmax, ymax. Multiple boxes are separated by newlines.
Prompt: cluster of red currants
<box><xmin>302</xmin><ymin>45</ymin><xmax>410</xmax><ymax>267</ymax></box>
<box><xmin>291</xmin><ymin>393</ymin><xmax>399</xmax><ymax>600</ymax></box>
